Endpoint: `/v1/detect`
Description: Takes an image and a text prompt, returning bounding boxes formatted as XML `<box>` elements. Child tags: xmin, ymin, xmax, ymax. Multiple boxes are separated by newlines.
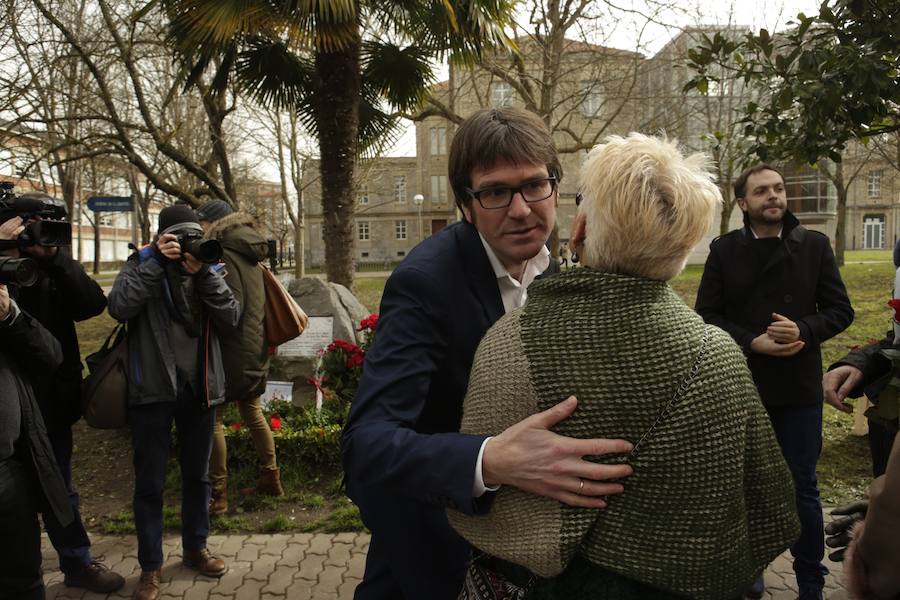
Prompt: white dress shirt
<box><xmin>472</xmin><ymin>236</ymin><xmax>551</xmax><ymax>496</ymax></box>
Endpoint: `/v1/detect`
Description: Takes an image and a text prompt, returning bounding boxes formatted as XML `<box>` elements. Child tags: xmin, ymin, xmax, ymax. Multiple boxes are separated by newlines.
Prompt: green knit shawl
<box><xmin>450</xmin><ymin>268</ymin><xmax>799</xmax><ymax>600</ymax></box>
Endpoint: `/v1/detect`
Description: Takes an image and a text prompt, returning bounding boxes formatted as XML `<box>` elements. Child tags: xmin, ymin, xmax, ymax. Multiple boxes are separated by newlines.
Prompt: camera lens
<box><xmin>0</xmin><ymin>256</ymin><xmax>39</xmax><ymax>286</ymax></box>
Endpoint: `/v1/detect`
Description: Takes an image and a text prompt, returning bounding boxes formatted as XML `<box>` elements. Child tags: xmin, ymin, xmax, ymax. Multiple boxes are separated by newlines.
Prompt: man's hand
<box><xmin>156</xmin><ymin>233</ymin><xmax>181</xmax><ymax>260</ymax></box>
<box><xmin>0</xmin><ymin>216</ymin><xmax>24</xmax><ymax>257</ymax></box>
<box><xmin>182</xmin><ymin>252</ymin><xmax>203</xmax><ymax>274</ymax></box>
<box><xmin>823</xmin><ymin>365</ymin><xmax>862</xmax><ymax>414</ymax></box>
<box><xmin>481</xmin><ymin>396</ymin><xmax>634</xmax><ymax>509</ymax></box>
<box><xmin>750</xmin><ymin>333</ymin><xmax>804</xmax><ymax>357</ymax></box>
<box><xmin>825</xmin><ymin>499</ymin><xmax>868</xmax><ymax>561</ymax></box>
<box><xmin>767</xmin><ymin>312</ymin><xmax>800</xmax><ymax>343</ymax></box>
<box><xmin>0</xmin><ymin>284</ymin><xmax>10</xmax><ymax>320</ymax></box>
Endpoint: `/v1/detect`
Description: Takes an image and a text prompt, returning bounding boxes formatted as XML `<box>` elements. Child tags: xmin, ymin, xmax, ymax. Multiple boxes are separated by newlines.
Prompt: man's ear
<box><xmin>571</xmin><ymin>211</ymin><xmax>587</xmax><ymax>257</ymax></box>
<box><xmin>736</xmin><ymin>197</ymin><xmax>747</xmax><ymax>212</ymax></box>
<box><xmin>461</xmin><ymin>202</ymin><xmax>474</xmax><ymax>225</ymax></box>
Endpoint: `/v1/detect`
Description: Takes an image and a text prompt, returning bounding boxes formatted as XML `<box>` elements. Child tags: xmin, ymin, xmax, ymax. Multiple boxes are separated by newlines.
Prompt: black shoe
<box><xmin>797</xmin><ymin>590</ymin><xmax>824</xmax><ymax>600</ymax></box>
<box><xmin>64</xmin><ymin>560</ymin><xmax>126</xmax><ymax>593</ymax></box>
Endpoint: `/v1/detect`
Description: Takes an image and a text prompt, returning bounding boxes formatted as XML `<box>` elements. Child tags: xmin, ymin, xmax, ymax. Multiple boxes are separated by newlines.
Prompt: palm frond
<box><xmin>360</xmin><ymin>41</ymin><xmax>434</xmax><ymax>113</ymax></box>
<box><xmin>232</xmin><ymin>37</ymin><xmax>314</xmax><ymax>111</ymax></box>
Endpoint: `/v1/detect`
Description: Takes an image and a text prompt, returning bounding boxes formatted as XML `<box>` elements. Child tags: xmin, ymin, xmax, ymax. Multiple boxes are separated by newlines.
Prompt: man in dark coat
<box><xmin>342</xmin><ymin>107</ymin><xmax>633</xmax><ymax>600</ymax></box>
<box><xmin>695</xmin><ymin>163</ymin><xmax>854</xmax><ymax>600</ymax></box>
<box><xmin>0</xmin><ymin>283</ymin><xmax>74</xmax><ymax>599</ymax></box>
<box><xmin>197</xmin><ymin>200</ymin><xmax>280</xmax><ymax>514</ymax></box>
<box><xmin>0</xmin><ymin>196</ymin><xmax>122</xmax><ymax>593</ymax></box>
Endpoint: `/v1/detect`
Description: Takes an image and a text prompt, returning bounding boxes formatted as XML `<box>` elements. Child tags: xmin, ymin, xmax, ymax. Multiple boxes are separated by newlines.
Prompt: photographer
<box><xmin>107</xmin><ymin>204</ymin><xmax>238</xmax><ymax>600</ymax></box>
<box><xmin>0</xmin><ymin>193</ymin><xmax>122</xmax><ymax>593</ymax></box>
<box><xmin>196</xmin><ymin>200</ymin><xmax>281</xmax><ymax>515</ymax></box>
<box><xmin>0</xmin><ymin>283</ymin><xmax>73</xmax><ymax>599</ymax></box>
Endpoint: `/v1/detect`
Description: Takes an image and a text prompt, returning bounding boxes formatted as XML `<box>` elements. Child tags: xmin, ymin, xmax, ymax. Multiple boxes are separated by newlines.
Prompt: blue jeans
<box><xmin>129</xmin><ymin>391</ymin><xmax>215</xmax><ymax>571</ymax></box>
<box><xmin>766</xmin><ymin>404</ymin><xmax>828</xmax><ymax>593</ymax></box>
<box><xmin>41</xmin><ymin>427</ymin><xmax>92</xmax><ymax>575</ymax></box>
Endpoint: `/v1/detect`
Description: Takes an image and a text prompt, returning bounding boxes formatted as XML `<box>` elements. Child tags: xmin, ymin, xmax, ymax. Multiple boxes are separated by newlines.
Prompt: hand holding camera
<box><xmin>0</xmin><ymin>216</ymin><xmax>24</xmax><ymax>257</ymax></box>
<box><xmin>0</xmin><ymin>284</ymin><xmax>10</xmax><ymax>320</ymax></box>
<box><xmin>155</xmin><ymin>232</ymin><xmax>213</xmax><ymax>274</ymax></box>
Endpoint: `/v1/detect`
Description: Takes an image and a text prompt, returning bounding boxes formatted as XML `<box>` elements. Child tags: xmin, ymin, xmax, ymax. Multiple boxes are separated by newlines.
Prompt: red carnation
<box><xmin>230</xmin><ymin>422</ymin><xmax>242</xmax><ymax>431</ymax></box>
<box><xmin>270</xmin><ymin>414</ymin><xmax>282</xmax><ymax>430</ymax></box>
<box><xmin>328</xmin><ymin>339</ymin><xmax>362</xmax><ymax>354</ymax></box>
<box><xmin>889</xmin><ymin>299</ymin><xmax>900</xmax><ymax>321</ymax></box>
<box><xmin>346</xmin><ymin>352</ymin><xmax>365</xmax><ymax>369</ymax></box>
<box><xmin>358</xmin><ymin>314</ymin><xmax>379</xmax><ymax>331</ymax></box>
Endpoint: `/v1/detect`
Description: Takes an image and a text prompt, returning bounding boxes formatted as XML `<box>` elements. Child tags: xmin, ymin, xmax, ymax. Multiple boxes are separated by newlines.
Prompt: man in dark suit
<box><xmin>695</xmin><ymin>163</ymin><xmax>854</xmax><ymax>600</ymax></box>
<box><xmin>342</xmin><ymin>107</ymin><xmax>634</xmax><ymax>599</ymax></box>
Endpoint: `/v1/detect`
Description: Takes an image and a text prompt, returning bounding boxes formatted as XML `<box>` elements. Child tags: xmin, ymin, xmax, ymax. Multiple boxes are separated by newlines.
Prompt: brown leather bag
<box><xmin>261</xmin><ymin>265</ymin><xmax>308</xmax><ymax>346</ymax></box>
<box><xmin>81</xmin><ymin>322</ymin><xmax>128</xmax><ymax>429</ymax></box>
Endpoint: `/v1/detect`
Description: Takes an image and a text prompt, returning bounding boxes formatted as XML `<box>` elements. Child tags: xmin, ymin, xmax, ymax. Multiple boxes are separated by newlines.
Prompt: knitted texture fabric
<box><xmin>449</xmin><ymin>268</ymin><xmax>799</xmax><ymax>600</ymax></box>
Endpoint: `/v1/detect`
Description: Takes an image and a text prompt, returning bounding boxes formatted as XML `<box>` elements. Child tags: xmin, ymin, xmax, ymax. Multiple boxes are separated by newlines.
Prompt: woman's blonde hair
<box><xmin>578</xmin><ymin>133</ymin><xmax>721</xmax><ymax>281</ymax></box>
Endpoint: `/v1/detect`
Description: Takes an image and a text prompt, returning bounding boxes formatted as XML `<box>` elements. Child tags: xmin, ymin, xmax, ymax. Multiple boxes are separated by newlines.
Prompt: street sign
<box><xmin>87</xmin><ymin>196</ymin><xmax>133</xmax><ymax>212</ymax></box>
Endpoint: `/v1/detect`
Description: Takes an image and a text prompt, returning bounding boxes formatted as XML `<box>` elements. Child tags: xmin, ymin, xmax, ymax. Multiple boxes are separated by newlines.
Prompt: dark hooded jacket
<box><xmin>204</xmin><ymin>212</ymin><xmax>270</xmax><ymax>401</ymax></box>
<box><xmin>107</xmin><ymin>248</ymin><xmax>239</xmax><ymax>408</ymax></box>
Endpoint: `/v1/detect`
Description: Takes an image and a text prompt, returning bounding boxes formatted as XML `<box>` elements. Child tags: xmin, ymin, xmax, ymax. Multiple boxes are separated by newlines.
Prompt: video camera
<box><xmin>0</xmin><ymin>182</ymin><xmax>72</xmax><ymax>249</ymax></box>
<box><xmin>161</xmin><ymin>222</ymin><xmax>223</xmax><ymax>264</ymax></box>
<box><xmin>0</xmin><ymin>256</ymin><xmax>38</xmax><ymax>286</ymax></box>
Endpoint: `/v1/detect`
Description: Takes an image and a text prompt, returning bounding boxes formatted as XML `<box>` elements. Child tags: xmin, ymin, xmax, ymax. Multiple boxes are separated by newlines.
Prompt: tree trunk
<box><xmin>93</xmin><ymin>214</ymin><xmax>101</xmax><ymax>274</ymax></box>
<box><xmin>835</xmin><ymin>184</ymin><xmax>847</xmax><ymax>267</ymax></box>
<box><xmin>313</xmin><ymin>24</ymin><xmax>361</xmax><ymax>289</ymax></box>
<box><xmin>719</xmin><ymin>185</ymin><xmax>736</xmax><ymax>236</ymax></box>
<box><xmin>294</xmin><ymin>218</ymin><xmax>304</xmax><ymax>279</ymax></box>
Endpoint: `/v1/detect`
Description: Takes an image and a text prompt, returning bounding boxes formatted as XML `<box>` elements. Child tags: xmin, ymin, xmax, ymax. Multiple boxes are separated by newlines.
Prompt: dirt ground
<box><xmin>69</xmin><ymin>420</ymin><xmax>355</xmax><ymax>535</ymax></box>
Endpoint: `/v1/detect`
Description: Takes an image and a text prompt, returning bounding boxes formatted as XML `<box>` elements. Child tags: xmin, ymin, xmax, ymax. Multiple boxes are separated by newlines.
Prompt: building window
<box><xmin>361</xmin><ymin>251</ymin><xmax>369</xmax><ymax>258</ymax></box>
<box><xmin>394</xmin><ymin>176</ymin><xmax>407</xmax><ymax>203</ymax></box>
<box><xmin>430</xmin><ymin>175</ymin><xmax>448</xmax><ymax>204</ymax></box>
<box><xmin>490</xmin><ymin>81</ymin><xmax>513</xmax><ymax>107</ymax></box>
<box><xmin>580</xmin><ymin>81</ymin><xmax>602</xmax><ymax>117</ymax></box>
<box><xmin>430</xmin><ymin>127</ymin><xmax>447</xmax><ymax>155</ymax></box>
<box><xmin>358</xmin><ymin>221</ymin><xmax>369</xmax><ymax>241</ymax></box>
<box><xmin>358</xmin><ymin>183</ymin><xmax>369</xmax><ymax>205</ymax></box>
<box><xmin>863</xmin><ymin>215</ymin><xmax>885</xmax><ymax>249</ymax></box>
<box><xmin>395</xmin><ymin>220</ymin><xmax>407</xmax><ymax>240</ymax></box>
<box><xmin>98</xmin><ymin>214</ymin><xmax>113</xmax><ymax>227</ymax></box>
<box><xmin>868</xmin><ymin>170</ymin><xmax>883</xmax><ymax>198</ymax></box>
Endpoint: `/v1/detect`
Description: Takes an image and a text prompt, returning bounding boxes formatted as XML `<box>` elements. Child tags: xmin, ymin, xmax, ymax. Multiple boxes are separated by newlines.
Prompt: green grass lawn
<box><xmin>78</xmin><ymin>250</ymin><xmax>893</xmax><ymax>507</ymax></box>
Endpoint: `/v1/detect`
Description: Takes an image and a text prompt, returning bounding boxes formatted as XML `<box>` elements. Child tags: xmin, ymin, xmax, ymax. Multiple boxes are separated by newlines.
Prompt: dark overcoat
<box><xmin>695</xmin><ymin>211</ymin><xmax>854</xmax><ymax>407</ymax></box>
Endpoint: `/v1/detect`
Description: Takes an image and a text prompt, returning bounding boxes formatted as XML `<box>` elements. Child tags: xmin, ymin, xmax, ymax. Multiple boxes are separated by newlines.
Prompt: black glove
<box><xmin>824</xmin><ymin>500</ymin><xmax>868</xmax><ymax>561</ymax></box>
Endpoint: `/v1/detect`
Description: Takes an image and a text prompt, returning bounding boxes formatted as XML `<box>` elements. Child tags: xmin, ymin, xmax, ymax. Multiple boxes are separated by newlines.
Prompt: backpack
<box><xmin>81</xmin><ymin>321</ymin><xmax>128</xmax><ymax>429</ymax></box>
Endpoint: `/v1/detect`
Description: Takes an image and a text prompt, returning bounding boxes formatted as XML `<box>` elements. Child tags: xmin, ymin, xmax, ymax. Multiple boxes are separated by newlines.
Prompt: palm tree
<box><xmin>162</xmin><ymin>0</ymin><xmax>515</xmax><ymax>288</ymax></box>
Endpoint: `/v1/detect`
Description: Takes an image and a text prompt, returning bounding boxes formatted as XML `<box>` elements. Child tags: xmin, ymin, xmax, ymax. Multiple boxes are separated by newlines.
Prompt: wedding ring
<box><xmin>578</xmin><ymin>478</ymin><xmax>585</xmax><ymax>494</ymax></box>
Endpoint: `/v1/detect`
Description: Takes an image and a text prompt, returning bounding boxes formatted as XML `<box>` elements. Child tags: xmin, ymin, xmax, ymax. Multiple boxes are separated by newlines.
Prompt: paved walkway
<box><xmin>42</xmin><ymin>528</ymin><xmax>848</xmax><ymax>600</ymax></box>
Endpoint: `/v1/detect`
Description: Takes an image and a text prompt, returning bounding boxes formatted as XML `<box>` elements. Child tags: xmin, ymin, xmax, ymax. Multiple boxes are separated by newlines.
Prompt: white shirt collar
<box><xmin>478</xmin><ymin>234</ymin><xmax>550</xmax><ymax>283</ymax></box>
<box><xmin>749</xmin><ymin>225</ymin><xmax>783</xmax><ymax>239</ymax></box>
<box><xmin>478</xmin><ymin>234</ymin><xmax>551</xmax><ymax>314</ymax></box>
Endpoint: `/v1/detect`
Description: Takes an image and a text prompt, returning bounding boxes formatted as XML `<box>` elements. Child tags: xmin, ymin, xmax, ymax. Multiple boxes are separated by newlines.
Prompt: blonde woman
<box><xmin>450</xmin><ymin>133</ymin><xmax>799</xmax><ymax>600</ymax></box>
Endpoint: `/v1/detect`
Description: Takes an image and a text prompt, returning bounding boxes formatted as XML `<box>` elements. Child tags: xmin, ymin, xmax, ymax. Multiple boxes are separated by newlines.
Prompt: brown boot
<box><xmin>209</xmin><ymin>486</ymin><xmax>228</xmax><ymax>516</ymax></box>
<box><xmin>183</xmin><ymin>548</ymin><xmax>227</xmax><ymax>577</ymax></box>
<box><xmin>133</xmin><ymin>569</ymin><xmax>160</xmax><ymax>600</ymax></box>
<box><xmin>239</xmin><ymin>467</ymin><xmax>284</xmax><ymax>497</ymax></box>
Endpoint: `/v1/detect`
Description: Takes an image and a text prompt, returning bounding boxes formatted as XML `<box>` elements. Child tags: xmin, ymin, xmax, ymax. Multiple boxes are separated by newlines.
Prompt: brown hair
<box><xmin>448</xmin><ymin>107</ymin><xmax>562</xmax><ymax>214</ymax></box>
<box><xmin>733</xmin><ymin>163</ymin><xmax>784</xmax><ymax>199</ymax></box>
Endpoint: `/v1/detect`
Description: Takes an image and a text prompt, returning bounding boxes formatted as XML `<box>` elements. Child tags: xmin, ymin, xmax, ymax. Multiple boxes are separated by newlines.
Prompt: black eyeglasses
<box><xmin>465</xmin><ymin>176</ymin><xmax>558</xmax><ymax>210</ymax></box>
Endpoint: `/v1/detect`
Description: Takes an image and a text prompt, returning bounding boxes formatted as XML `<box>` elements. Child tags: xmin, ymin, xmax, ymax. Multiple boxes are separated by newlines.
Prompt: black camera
<box><xmin>162</xmin><ymin>223</ymin><xmax>223</xmax><ymax>264</ymax></box>
<box><xmin>0</xmin><ymin>183</ymin><xmax>72</xmax><ymax>249</ymax></box>
<box><xmin>0</xmin><ymin>256</ymin><xmax>38</xmax><ymax>286</ymax></box>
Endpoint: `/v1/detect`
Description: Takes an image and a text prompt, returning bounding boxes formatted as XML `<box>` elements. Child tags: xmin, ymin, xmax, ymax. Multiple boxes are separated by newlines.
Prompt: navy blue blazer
<box><xmin>342</xmin><ymin>221</ymin><xmax>512</xmax><ymax>597</ymax></box>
